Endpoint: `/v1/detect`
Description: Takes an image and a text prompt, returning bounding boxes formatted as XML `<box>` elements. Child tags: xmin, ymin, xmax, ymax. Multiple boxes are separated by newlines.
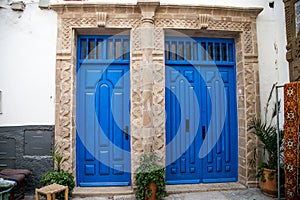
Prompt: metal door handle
<box><xmin>186</xmin><ymin>119</ymin><xmax>190</xmax><ymax>132</ymax></box>
<box><xmin>202</xmin><ymin>126</ymin><xmax>206</xmax><ymax>140</ymax></box>
<box><xmin>123</xmin><ymin>126</ymin><xmax>129</xmax><ymax>140</ymax></box>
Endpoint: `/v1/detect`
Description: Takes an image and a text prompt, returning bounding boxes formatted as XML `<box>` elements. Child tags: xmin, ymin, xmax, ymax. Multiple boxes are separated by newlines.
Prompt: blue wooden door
<box><xmin>166</xmin><ymin>66</ymin><xmax>202</xmax><ymax>184</ymax></box>
<box><xmin>201</xmin><ymin>66</ymin><xmax>238</xmax><ymax>183</ymax></box>
<box><xmin>76</xmin><ymin>36</ymin><xmax>131</xmax><ymax>186</ymax></box>
<box><xmin>165</xmin><ymin>37</ymin><xmax>238</xmax><ymax>184</ymax></box>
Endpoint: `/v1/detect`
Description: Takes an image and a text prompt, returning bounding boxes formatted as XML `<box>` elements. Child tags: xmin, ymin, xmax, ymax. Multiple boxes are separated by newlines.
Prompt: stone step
<box><xmin>72</xmin><ymin>186</ymin><xmax>134</xmax><ymax>198</ymax></box>
<box><xmin>166</xmin><ymin>182</ymin><xmax>247</xmax><ymax>194</ymax></box>
<box><xmin>72</xmin><ymin>182</ymin><xmax>247</xmax><ymax>198</ymax></box>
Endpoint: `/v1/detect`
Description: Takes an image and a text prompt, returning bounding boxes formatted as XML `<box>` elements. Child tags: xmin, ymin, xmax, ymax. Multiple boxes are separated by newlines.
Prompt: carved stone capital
<box><xmin>97</xmin><ymin>12</ymin><xmax>107</xmax><ymax>27</ymax></box>
<box><xmin>137</xmin><ymin>0</ymin><xmax>160</xmax><ymax>26</ymax></box>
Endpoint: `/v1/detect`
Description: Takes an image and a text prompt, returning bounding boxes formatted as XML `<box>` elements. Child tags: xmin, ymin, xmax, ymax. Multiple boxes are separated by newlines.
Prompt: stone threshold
<box><xmin>72</xmin><ymin>186</ymin><xmax>134</xmax><ymax>197</ymax></box>
<box><xmin>72</xmin><ymin>182</ymin><xmax>246</xmax><ymax>197</ymax></box>
<box><xmin>166</xmin><ymin>182</ymin><xmax>247</xmax><ymax>194</ymax></box>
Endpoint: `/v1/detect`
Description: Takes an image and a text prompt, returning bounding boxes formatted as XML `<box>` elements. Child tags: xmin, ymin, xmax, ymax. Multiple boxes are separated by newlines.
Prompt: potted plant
<box><xmin>41</xmin><ymin>145</ymin><xmax>75</xmax><ymax>200</ymax></box>
<box><xmin>248</xmin><ymin>84</ymin><xmax>284</xmax><ymax>197</ymax></box>
<box><xmin>135</xmin><ymin>151</ymin><xmax>167</xmax><ymax>200</ymax></box>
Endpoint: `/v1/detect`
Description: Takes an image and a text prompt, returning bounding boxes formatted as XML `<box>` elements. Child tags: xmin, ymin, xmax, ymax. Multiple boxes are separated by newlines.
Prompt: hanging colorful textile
<box><xmin>284</xmin><ymin>82</ymin><xmax>300</xmax><ymax>200</ymax></box>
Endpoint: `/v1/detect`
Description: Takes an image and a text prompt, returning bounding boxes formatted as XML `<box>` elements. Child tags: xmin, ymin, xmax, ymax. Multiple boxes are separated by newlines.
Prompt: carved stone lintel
<box><xmin>198</xmin><ymin>14</ymin><xmax>211</xmax><ymax>29</ymax></box>
<box><xmin>137</xmin><ymin>0</ymin><xmax>160</xmax><ymax>26</ymax></box>
<box><xmin>97</xmin><ymin>12</ymin><xmax>107</xmax><ymax>27</ymax></box>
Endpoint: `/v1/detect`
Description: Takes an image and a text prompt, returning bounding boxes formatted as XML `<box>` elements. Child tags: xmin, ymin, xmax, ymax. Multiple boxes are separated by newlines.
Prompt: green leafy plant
<box><xmin>135</xmin><ymin>152</ymin><xmax>167</xmax><ymax>200</ymax></box>
<box><xmin>41</xmin><ymin>145</ymin><xmax>75</xmax><ymax>200</ymax></box>
<box><xmin>248</xmin><ymin>83</ymin><xmax>284</xmax><ymax>182</ymax></box>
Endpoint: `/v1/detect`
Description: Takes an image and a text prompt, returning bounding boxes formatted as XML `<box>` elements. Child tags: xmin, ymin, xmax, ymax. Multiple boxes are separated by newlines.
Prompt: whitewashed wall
<box><xmin>0</xmin><ymin>2</ymin><xmax>57</xmax><ymax>126</ymax></box>
<box><xmin>0</xmin><ymin>0</ymin><xmax>288</xmax><ymax>126</ymax></box>
<box><xmin>256</xmin><ymin>0</ymin><xmax>289</xmax><ymax>123</ymax></box>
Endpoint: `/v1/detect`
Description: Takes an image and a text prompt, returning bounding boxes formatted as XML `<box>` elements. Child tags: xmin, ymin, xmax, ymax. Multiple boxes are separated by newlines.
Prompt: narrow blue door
<box><xmin>166</xmin><ymin>66</ymin><xmax>202</xmax><ymax>184</ymax></box>
<box><xmin>76</xmin><ymin>36</ymin><xmax>131</xmax><ymax>186</ymax></box>
<box><xmin>165</xmin><ymin>37</ymin><xmax>238</xmax><ymax>184</ymax></box>
<box><xmin>201</xmin><ymin>66</ymin><xmax>238</xmax><ymax>183</ymax></box>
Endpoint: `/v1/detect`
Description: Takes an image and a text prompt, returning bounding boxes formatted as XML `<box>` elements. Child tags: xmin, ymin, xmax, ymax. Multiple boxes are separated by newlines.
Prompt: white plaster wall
<box><xmin>0</xmin><ymin>0</ymin><xmax>289</xmax><ymax>126</ymax></box>
<box><xmin>0</xmin><ymin>2</ymin><xmax>57</xmax><ymax>126</ymax></box>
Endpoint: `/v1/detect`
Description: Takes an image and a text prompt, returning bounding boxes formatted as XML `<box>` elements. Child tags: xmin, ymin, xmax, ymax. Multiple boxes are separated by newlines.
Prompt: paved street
<box><xmin>26</xmin><ymin>182</ymin><xmax>278</xmax><ymax>200</ymax></box>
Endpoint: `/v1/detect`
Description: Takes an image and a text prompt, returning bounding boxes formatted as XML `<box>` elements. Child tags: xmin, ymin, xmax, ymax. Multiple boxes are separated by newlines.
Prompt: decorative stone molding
<box><xmin>283</xmin><ymin>0</ymin><xmax>300</xmax><ymax>81</ymax></box>
<box><xmin>137</xmin><ymin>0</ymin><xmax>160</xmax><ymax>26</ymax></box>
<box><xmin>60</xmin><ymin>17</ymin><xmax>96</xmax><ymax>54</ymax></box>
<box><xmin>155</xmin><ymin>17</ymin><xmax>254</xmax><ymax>54</ymax></box>
<box><xmin>96</xmin><ymin>12</ymin><xmax>107</xmax><ymax>27</ymax></box>
<box><xmin>107</xmin><ymin>18</ymin><xmax>141</xmax><ymax>29</ymax></box>
<box><xmin>55</xmin><ymin>59</ymin><xmax>72</xmax><ymax>172</ymax></box>
<box><xmin>198</xmin><ymin>14</ymin><xmax>211</xmax><ymax>29</ymax></box>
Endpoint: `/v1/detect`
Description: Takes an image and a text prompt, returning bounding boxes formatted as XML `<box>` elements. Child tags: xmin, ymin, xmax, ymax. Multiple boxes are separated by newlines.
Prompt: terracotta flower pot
<box><xmin>259</xmin><ymin>168</ymin><xmax>277</xmax><ymax>197</ymax></box>
<box><xmin>146</xmin><ymin>181</ymin><xmax>157</xmax><ymax>200</ymax></box>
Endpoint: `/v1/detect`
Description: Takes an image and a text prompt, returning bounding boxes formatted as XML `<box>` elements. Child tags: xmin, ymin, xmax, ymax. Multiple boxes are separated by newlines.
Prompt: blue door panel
<box><xmin>165</xmin><ymin>37</ymin><xmax>238</xmax><ymax>184</ymax></box>
<box><xmin>201</xmin><ymin>66</ymin><xmax>238</xmax><ymax>183</ymax></box>
<box><xmin>77</xmin><ymin>35</ymin><xmax>130</xmax><ymax>186</ymax></box>
<box><xmin>166</xmin><ymin>66</ymin><xmax>201</xmax><ymax>184</ymax></box>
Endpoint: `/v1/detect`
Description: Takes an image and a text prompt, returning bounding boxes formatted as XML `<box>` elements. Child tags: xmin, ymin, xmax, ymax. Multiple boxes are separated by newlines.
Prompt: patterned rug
<box><xmin>284</xmin><ymin>82</ymin><xmax>300</xmax><ymax>200</ymax></box>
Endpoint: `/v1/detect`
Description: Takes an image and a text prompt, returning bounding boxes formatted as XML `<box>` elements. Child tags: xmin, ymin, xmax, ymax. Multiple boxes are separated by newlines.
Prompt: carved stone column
<box><xmin>130</xmin><ymin>1</ymin><xmax>165</xmax><ymax>182</ymax></box>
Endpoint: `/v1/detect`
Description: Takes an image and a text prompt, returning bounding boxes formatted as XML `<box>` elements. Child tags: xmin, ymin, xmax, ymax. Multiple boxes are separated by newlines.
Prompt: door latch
<box><xmin>186</xmin><ymin>119</ymin><xmax>190</xmax><ymax>132</ymax></box>
<box><xmin>202</xmin><ymin>126</ymin><xmax>206</xmax><ymax>140</ymax></box>
<box><xmin>123</xmin><ymin>126</ymin><xmax>129</xmax><ymax>140</ymax></box>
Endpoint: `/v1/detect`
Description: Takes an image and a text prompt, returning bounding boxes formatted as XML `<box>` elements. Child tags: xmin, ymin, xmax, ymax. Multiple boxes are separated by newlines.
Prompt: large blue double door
<box><xmin>76</xmin><ymin>36</ymin><xmax>131</xmax><ymax>186</ymax></box>
<box><xmin>165</xmin><ymin>37</ymin><xmax>238</xmax><ymax>184</ymax></box>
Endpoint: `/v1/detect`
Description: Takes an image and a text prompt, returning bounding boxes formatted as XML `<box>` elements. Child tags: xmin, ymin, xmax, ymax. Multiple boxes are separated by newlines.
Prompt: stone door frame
<box><xmin>51</xmin><ymin>1</ymin><xmax>262</xmax><ymax>187</ymax></box>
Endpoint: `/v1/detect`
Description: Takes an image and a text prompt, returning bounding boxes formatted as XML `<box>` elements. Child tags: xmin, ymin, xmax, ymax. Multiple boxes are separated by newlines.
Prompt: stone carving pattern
<box><xmin>209</xmin><ymin>21</ymin><xmax>253</xmax><ymax>54</ymax></box>
<box><xmin>106</xmin><ymin>18</ymin><xmax>141</xmax><ymax>29</ymax></box>
<box><xmin>97</xmin><ymin>12</ymin><xmax>107</xmax><ymax>27</ymax></box>
<box><xmin>61</xmin><ymin>18</ymin><xmax>97</xmax><ymax>53</ymax></box>
<box><xmin>130</xmin><ymin>29</ymin><xmax>143</xmax><ymax>174</ymax></box>
<box><xmin>155</xmin><ymin>18</ymin><xmax>198</xmax><ymax>29</ymax></box>
<box><xmin>198</xmin><ymin>14</ymin><xmax>211</xmax><ymax>29</ymax></box>
<box><xmin>155</xmin><ymin>18</ymin><xmax>253</xmax><ymax>54</ymax></box>
<box><xmin>131</xmin><ymin>28</ymin><xmax>141</xmax><ymax>52</ymax></box>
<box><xmin>243</xmin><ymin>23</ymin><xmax>253</xmax><ymax>54</ymax></box>
<box><xmin>285</xmin><ymin>4</ymin><xmax>292</xmax><ymax>42</ymax></box>
<box><xmin>295</xmin><ymin>37</ymin><xmax>300</xmax><ymax>58</ymax></box>
<box><xmin>57</xmin><ymin>61</ymin><xmax>72</xmax><ymax>172</ymax></box>
<box><xmin>152</xmin><ymin>28</ymin><xmax>165</xmax><ymax>161</ymax></box>
<box><xmin>154</xmin><ymin>28</ymin><xmax>164</xmax><ymax>51</ymax></box>
<box><xmin>152</xmin><ymin>62</ymin><xmax>165</xmax><ymax>161</ymax></box>
<box><xmin>130</xmin><ymin>28</ymin><xmax>166</xmax><ymax>172</ymax></box>
<box><xmin>61</xmin><ymin>17</ymin><xmax>141</xmax><ymax>53</ymax></box>
<box><xmin>245</xmin><ymin>64</ymin><xmax>258</xmax><ymax>182</ymax></box>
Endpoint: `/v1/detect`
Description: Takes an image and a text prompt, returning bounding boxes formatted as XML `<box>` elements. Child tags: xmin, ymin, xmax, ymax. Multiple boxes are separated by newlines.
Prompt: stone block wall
<box><xmin>0</xmin><ymin>125</ymin><xmax>54</xmax><ymax>194</ymax></box>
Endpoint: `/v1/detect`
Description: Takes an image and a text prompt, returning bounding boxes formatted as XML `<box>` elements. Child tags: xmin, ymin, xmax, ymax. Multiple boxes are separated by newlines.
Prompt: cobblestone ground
<box><xmin>162</xmin><ymin>188</ymin><xmax>276</xmax><ymax>200</ymax></box>
<box><xmin>221</xmin><ymin>188</ymin><xmax>276</xmax><ymax>200</ymax></box>
<box><xmin>64</xmin><ymin>189</ymin><xmax>275</xmax><ymax>200</ymax></box>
